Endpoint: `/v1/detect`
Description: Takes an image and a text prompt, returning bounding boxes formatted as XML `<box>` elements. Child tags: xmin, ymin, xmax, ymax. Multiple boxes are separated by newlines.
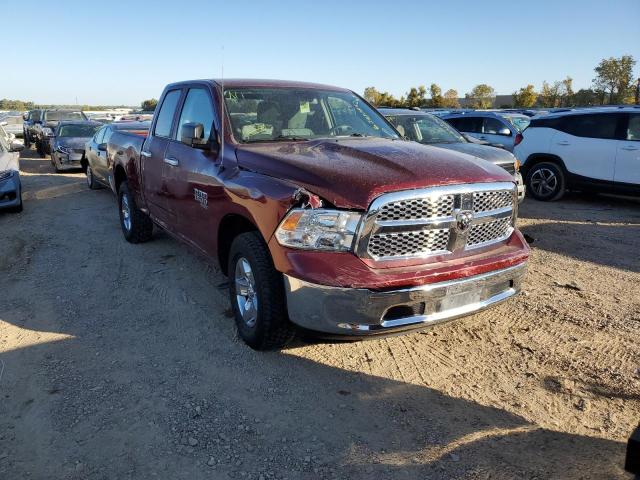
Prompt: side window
<box><xmin>451</xmin><ymin>117</ymin><xmax>482</xmax><ymax>133</ymax></box>
<box><xmin>483</xmin><ymin>117</ymin><xmax>506</xmax><ymax>135</ymax></box>
<box><xmin>103</xmin><ymin>127</ymin><xmax>114</xmax><ymax>144</ymax></box>
<box><xmin>175</xmin><ymin>88</ymin><xmax>215</xmax><ymax>143</ymax></box>
<box><xmin>154</xmin><ymin>89</ymin><xmax>181</xmax><ymax>138</ymax></box>
<box><xmin>560</xmin><ymin>113</ymin><xmax>618</xmax><ymax>139</ymax></box>
<box><xmin>626</xmin><ymin>114</ymin><xmax>640</xmax><ymax>141</ymax></box>
<box><xmin>94</xmin><ymin>127</ymin><xmax>106</xmax><ymax>144</ymax></box>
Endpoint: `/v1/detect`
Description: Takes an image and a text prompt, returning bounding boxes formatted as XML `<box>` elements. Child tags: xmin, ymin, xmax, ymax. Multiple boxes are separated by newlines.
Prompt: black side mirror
<box><xmin>180</xmin><ymin>122</ymin><xmax>218</xmax><ymax>153</ymax></box>
<box><xmin>97</xmin><ymin>143</ymin><xmax>107</xmax><ymax>152</ymax></box>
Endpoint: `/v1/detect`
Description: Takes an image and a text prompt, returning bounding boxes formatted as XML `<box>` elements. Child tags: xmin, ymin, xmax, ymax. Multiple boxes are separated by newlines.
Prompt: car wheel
<box><xmin>525</xmin><ymin>162</ymin><xmax>565</xmax><ymax>201</ymax></box>
<box><xmin>86</xmin><ymin>165</ymin><xmax>99</xmax><ymax>189</ymax></box>
<box><xmin>228</xmin><ymin>232</ymin><xmax>294</xmax><ymax>350</ymax></box>
<box><xmin>118</xmin><ymin>180</ymin><xmax>153</xmax><ymax>243</ymax></box>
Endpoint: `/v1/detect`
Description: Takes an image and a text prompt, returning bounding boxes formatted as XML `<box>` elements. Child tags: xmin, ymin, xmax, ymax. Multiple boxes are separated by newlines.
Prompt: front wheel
<box><xmin>525</xmin><ymin>162</ymin><xmax>565</xmax><ymax>201</ymax></box>
<box><xmin>118</xmin><ymin>181</ymin><xmax>153</xmax><ymax>243</ymax></box>
<box><xmin>228</xmin><ymin>232</ymin><xmax>294</xmax><ymax>350</ymax></box>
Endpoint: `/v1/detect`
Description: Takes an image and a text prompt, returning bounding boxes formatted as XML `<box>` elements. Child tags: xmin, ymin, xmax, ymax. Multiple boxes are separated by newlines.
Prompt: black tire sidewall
<box><xmin>526</xmin><ymin>162</ymin><xmax>565</xmax><ymax>201</ymax></box>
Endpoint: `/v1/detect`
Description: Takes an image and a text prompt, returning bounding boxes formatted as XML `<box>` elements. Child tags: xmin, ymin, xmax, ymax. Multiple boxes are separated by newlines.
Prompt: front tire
<box><xmin>526</xmin><ymin>162</ymin><xmax>565</xmax><ymax>201</ymax></box>
<box><xmin>118</xmin><ymin>181</ymin><xmax>153</xmax><ymax>243</ymax></box>
<box><xmin>228</xmin><ymin>232</ymin><xmax>294</xmax><ymax>350</ymax></box>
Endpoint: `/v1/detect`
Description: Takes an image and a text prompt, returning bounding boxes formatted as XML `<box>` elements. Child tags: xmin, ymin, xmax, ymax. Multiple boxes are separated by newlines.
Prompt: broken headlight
<box><xmin>275</xmin><ymin>209</ymin><xmax>362</xmax><ymax>251</ymax></box>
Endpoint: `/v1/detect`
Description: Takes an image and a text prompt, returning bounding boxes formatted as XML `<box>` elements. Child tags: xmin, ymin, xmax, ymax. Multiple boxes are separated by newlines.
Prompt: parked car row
<box><xmin>0</xmin><ymin>122</ymin><xmax>24</xmax><ymax>212</ymax></box>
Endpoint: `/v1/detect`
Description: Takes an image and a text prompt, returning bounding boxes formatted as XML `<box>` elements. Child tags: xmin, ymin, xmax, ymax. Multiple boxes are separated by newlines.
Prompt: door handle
<box><xmin>164</xmin><ymin>157</ymin><xmax>179</xmax><ymax>167</ymax></box>
<box><xmin>621</xmin><ymin>145</ymin><xmax>639</xmax><ymax>151</ymax></box>
<box><xmin>556</xmin><ymin>141</ymin><xmax>570</xmax><ymax>146</ymax></box>
<box><xmin>141</xmin><ymin>150</ymin><xmax>152</xmax><ymax>158</ymax></box>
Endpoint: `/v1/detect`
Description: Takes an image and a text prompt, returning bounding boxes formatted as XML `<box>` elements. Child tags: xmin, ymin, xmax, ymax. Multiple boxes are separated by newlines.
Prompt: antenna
<box><xmin>220</xmin><ymin>45</ymin><xmax>224</xmax><ymax>163</ymax></box>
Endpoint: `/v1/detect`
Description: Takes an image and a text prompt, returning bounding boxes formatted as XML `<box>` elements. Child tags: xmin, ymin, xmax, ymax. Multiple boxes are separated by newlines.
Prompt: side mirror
<box><xmin>10</xmin><ymin>141</ymin><xmax>24</xmax><ymax>153</ymax></box>
<box><xmin>180</xmin><ymin>122</ymin><xmax>216</xmax><ymax>151</ymax></box>
<box><xmin>97</xmin><ymin>143</ymin><xmax>107</xmax><ymax>152</ymax></box>
<box><xmin>498</xmin><ymin>127</ymin><xmax>512</xmax><ymax>136</ymax></box>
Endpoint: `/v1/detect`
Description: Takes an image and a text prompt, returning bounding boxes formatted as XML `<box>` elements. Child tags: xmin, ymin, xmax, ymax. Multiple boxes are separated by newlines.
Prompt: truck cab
<box><xmin>110</xmin><ymin>79</ymin><xmax>529</xmax><ymax>350</ymax></box>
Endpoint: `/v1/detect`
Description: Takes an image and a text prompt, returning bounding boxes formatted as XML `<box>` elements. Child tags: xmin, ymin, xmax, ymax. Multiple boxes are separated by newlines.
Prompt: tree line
<box><xmin>0</xmin><ymin>99</ymin><xmax>133</xmax><ymax>111</ymax></box>
<box><xmin>364</xmin><ymin>55</ymin><xmax>639</xmax><ymax>109</ymax></box>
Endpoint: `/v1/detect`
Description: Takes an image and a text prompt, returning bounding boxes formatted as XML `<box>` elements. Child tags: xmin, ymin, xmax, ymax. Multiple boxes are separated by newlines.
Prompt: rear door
<box><xmin>142</xmin><ymin>88</ymin><xmax>183</xmax><ymax>225</ymax></box>
<box><xmin>163</xmin><ymin>86</ymin><xmax>222</xmax><ymax>255</ymax></box>
<box><xmin>614</xmin><ymin>113</ymin><xmax>640</xmax><ymax>186</ymax></box>
<box><xmin>549</xmin><ymin>113</ymin><xmax>620</xmax><ymax>182</ymax></box>
<box><xmin>91</xmin><ymin>126</ymin><xmax>110</xmax><ymax>182</ymax></box>
<box><xmin>86</xmin><ymin>126</ymin><xmax>105</xmax><ymax>176</ymax></box>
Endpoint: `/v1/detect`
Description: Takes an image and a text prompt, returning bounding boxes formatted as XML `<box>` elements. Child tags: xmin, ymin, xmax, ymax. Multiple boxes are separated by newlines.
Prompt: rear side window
<box><xmin>560</xmin><ymin>113</ymin><xmax>619</xmax><ymax>139</ymax></box>
<box><xmin>175</xmin><ymin>88</ymin><xmax>215</xmax><ymax>143</ymax></box>
<box><xmin>447</xmin><ymin>116</ymin><xmax>482</xmax><ymax>133</ymax></box>
<box><xmin>95</xmin><ymin>126</ymin><xmax>107</xmax><ymax>144</ymax></box>
<box><xmin>154</xmin><ymin>90</ymin><xmax>181</xmax><ymax>138</ymax></box>
<box><xmin>626</xmin><ymin>114</ymin><xmax>640</xmax><ymax>141</ymax></box>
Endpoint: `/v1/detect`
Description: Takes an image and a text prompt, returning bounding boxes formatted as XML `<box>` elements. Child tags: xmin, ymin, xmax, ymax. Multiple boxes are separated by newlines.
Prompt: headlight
<box><xmin>41</xmin><ymin>127</ymin><xmax>53</xmax><ymax>136</ymax></box>
<box><xmin>56</xmin><ymin>145</ymin><xmax>72</xmax><ymax>154</ymax></box>
<box><xmin>275</xmin><ymin>208</ymin><xmax>362</xmax><ymax>251</ymax></box>
<box><xmin>0</xmin><ymin>170</ymin><xmax>14</xmax><ymax>181</ymax></box>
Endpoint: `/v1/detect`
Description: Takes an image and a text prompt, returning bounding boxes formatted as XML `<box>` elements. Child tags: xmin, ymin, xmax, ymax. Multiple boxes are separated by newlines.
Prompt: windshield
<box><xmin>45</xmin><ymin>111</ymin><xmax>85</xmax><ymax>122</ymax></box>
<box><xmin>224</xmin><ymin>87</ymin><xmax>399</xmax><ymax>143</ymax></box>
<box><xmin>502</xmin><ymin>115</ymin><xmax>530</xmax><ymax>132</ymax></box>
<box><xmin>58</xmin><ymin>124</ymin><xmax>99</xmax><ymax>137</ymax></box>
<box><xmin>387</xmin><ymin>114</ymin><xmax>465</xmax><ymax>144</ymax></box>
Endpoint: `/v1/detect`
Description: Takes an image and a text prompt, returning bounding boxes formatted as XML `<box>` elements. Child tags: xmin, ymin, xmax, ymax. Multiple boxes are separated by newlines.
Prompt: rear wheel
<box><xmin>118</xmin><ymin>181</ymin><xmax>153</xmax><ymax>243</ymax></box>
<box><xmin>228</xmin><ymin>232</ymin><xmax>294</xmax><ymax>350</ymax></box>
<box><xmin>86</xmin><ymin>165</ymin><xmax>99</xmax><ymax>189</ymax></box>
<box><xmin>526</xmin><ymin>162</ymin><xmax>565</xmax><ymax>201</ymax></box>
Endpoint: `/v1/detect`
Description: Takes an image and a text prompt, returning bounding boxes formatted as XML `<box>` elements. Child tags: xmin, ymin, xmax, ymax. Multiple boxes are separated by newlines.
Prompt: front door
<box><xmin>163</xmin><ymin>87</ymin><xmax>221</xmax><ymax>255</ymax></box>
<box><xmin>614</xmin><ymin>113</ymin><xmax>640</xmax><ymax>186</ymax></box>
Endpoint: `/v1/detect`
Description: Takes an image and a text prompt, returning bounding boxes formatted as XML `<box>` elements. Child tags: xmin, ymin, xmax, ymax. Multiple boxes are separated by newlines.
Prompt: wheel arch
<box><xmin>522</xmin><ymin>153</ymin><xmax>569</xmax><ymax>177</ymax></box>
<box><xmin>114</xmin><ymin>164</ymin><xmax>127</xmax><ymax>193</ymax></box>
<box><xmin>217</xmin><ymin>214</ymin><xmax>261</xmax><ymax>275</ymax></box>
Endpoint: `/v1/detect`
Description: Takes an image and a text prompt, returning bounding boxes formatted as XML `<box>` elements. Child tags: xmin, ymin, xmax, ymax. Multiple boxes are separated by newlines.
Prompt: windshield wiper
<box><xmin>246</xmin><ymin>135</ymin><xmax>310</xmax><ymax>144</ymax></box>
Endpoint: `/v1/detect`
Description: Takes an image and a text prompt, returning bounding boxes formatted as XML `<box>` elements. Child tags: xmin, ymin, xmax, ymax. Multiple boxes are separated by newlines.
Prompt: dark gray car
<box><xmin>35</xmin><ymin>109</ymin><xmax>88</xmax><ymax>157</ymax></box>
<box><xmin>381</xmin><ymin>108</ymin><xmax>525</xmax><ymax>201</ymax></box>
<box><xmin>49</xmin><ymin>121</ymin><xmax>101</xmax><ymax>172</ymax></box>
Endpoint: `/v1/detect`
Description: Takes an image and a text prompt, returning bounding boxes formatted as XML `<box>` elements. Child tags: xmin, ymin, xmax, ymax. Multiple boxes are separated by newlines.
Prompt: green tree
<box><xmin>442</xmin><ymin>89</ymin><xmax>460</xmax><ymax>108</ymax></box>
<box><xmin>429</xmin><ymin>84</ymin><xmax>444</xmax><ymax>107</ymax></box>
<box><xmin>593</xmin><ymin>55</ymin><xmax>636</xmax><ymax>104</ymax></box>
<box><xmin>141</xmin><ymin>98</ymin><xmax>158</xmax><ymax>111</ymax></box>
<box><xmin>465</xmin><ymin>84</ymin><xmax>495</xmax><ymax>109</ymax></box>
<box><xmin>512</xmin><ymin>85</ymin><xmax>538</xmax><ymax>108</ymax></box>
<box><xmin>406</xmin><ymin>85</ymin><xmax>427</xmax><ymax>108</ymax></box>
<box><xmin>572</xmin><ymin>88</ymin><xmax>599</xmax><ymax>106</ymax></box>
<box><xmin>363</xmin><ymin>87</ymin><xmax>381</xmax><ymax>105</ymax></box>
<box><xmin>561</xmin><ymin>76</ymin><xmax>574</xmax><ymax>106</ymax></box>
<box><xmin>538</xmin><ymin>81</ymin><xmax>562</xmax><ymax>108</ymax></box>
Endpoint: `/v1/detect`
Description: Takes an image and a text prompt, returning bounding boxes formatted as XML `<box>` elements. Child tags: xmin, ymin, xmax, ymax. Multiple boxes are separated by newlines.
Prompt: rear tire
<box><xmin>525</xmin><ymin>162</ymin><xmax>565</xmax><ymax>201</ymax></box>
<box><xmin>86</xmin><ymin>165</ymin><xmax>99</xmax><ymax>190</ymax></box>
<box><xmin>228</xmin><ymin>232</ymin><xmax>294</xmax><ymax>350</ymax></box>
<box><xmin>118</xmin><ymin>181</ymin><xmax>153</xmax><ymax>243</ymax></box>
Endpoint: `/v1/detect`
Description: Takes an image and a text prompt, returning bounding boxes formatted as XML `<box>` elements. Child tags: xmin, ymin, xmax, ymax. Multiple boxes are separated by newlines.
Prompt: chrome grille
<box><xmin>368</xmin><ymin>229</ymin><xmax>450</xmax><ymax>258</ymax></box>
<box><xmin>472</xmin><ymin>190</ymin><xmax>513</xmax><ymax>213</ymax></box>
<box><xmin>355</xmin><ymin>182</ymin><xmax>516</xmax><ymax>261</ymax></box>
<box><xmin>377</xmin><ymin>195</ymin><xmax>454</xmax><ymax>221</ymax></box>
<box><xmin>468</xmin><ymin>217</ymin><xmax>512</xmax><ymax>247</ymax></box>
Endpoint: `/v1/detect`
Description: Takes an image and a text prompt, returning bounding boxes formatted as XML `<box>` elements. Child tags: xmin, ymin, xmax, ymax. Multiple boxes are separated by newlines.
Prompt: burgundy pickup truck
<box><xmin>107</xmin><ymin>79</ymin><xmax>529</xmax><ymax>349</ymax></box>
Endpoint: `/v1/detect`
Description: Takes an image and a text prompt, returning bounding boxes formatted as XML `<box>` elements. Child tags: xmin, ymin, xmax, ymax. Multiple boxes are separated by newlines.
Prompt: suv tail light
<box><xmin>514</xmin><ymin>133</ymin><xmax>523</xmax><ymax>146</ymax></box>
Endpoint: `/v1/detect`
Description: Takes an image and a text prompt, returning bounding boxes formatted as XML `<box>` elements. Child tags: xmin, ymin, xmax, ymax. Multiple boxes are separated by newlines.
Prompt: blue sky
<box><xmin>1</xmin><ymin>0</ymin><xmax>638</xmax><ymax>105</ymax></box>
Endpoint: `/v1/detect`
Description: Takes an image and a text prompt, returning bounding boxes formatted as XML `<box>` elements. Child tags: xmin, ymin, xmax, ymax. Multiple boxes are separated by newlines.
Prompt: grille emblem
<box><xmin>454</xmin><ymin>210</ymin><xmax>473</xmax><ymax>233</ymax></box>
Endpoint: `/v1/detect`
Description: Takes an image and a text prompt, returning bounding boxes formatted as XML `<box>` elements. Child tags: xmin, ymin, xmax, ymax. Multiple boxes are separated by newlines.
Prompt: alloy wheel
<box><xmin>530</xmin><ymin>167</ymin><xmax>558</xmax><ymax>197</ymax></box>
<box><xmin>234</xmin><ymin>257</ymin><xmax>258</xmax><ymax>328</ymax></box>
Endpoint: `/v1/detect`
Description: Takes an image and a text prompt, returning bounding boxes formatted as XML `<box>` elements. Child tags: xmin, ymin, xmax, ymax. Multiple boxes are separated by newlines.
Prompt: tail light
<box><xmin>514</xmin><ymin>133</ymin><xmax>523</xmax><ymax>146</ymax></box>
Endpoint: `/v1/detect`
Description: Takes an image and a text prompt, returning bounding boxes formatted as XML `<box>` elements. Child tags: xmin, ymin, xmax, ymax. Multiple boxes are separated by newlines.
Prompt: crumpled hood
<box><xmin>235</xmin><ymin>138</ymin><xmax>514</xmax><ymax>209</ymax></box>
<box><xmin>432</xmin><ymin>142</ymin><xmax>516</xmax><ymax>165</ymax></box>
<box><xmin>0</xmin><ymin>151</ymin><xmax>19</xmax><ymax>172</ymax></box>
<box><xmin>57</xmin><ymin>137</ymin><xmax>90</xmax><ymax>149</ymax></box>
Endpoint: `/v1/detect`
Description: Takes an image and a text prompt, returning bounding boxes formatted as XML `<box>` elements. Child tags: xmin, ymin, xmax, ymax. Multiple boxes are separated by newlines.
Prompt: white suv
<box><xmin>514</xmin><ymin>108</ymin><xmax>640</xmax><ymax>201</ymax></box>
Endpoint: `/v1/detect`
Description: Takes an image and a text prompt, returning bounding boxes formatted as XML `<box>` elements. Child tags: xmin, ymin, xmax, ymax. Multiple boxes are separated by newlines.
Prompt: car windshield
<box><xmin>502</xmin><ymin>115</ymin><xmax>530</xmax><ymax>132</ymax></box>
<box><xmin>58</xmin><ymin>124</ymin><xmax>99</xmax><ymax>137</ymax></box>
<box><xmin>224</xmin><ymin>87</ymin><xmax>399</xmax><ymax>143</ymax></box>
<box><xmin>45</xmin><ymin>111</ymin><xmax>85</xmax><ymax>121</ymax></box>
<box><xmin>387</xmin><ymin>114</ymin><xmax>465</xmax><ymax>144</ymax></box>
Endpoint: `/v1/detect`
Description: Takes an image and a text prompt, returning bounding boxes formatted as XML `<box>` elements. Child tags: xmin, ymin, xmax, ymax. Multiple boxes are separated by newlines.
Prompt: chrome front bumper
<box><xmin>516</xmin><ymin>172</ymin><xmax>525</xmax><ymax>202</ymax></box>
<box><xmin>284</xmin><ymin>263</ymin><xmax>526</xmax><ymax>336</ymax></box>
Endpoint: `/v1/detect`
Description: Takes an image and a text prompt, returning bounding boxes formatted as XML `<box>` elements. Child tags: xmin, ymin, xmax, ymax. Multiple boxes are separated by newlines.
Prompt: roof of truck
<box><xmin>165</xmin><ymin>78</ymin><xmax>351</xmax><ymax>92</ymax></box>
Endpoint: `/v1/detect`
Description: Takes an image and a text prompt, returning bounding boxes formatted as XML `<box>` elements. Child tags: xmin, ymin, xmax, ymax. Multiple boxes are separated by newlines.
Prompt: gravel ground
<box><xmin>1</xmin><ymin>148</ymin><xmax>639</xmax><ymax>479</ymax></box>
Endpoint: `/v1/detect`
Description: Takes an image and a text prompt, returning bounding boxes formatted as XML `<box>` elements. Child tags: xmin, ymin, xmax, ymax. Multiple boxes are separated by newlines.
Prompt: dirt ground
<box><xmin>1</xmin><ymin>147</ymin><xmax>639</xmax><ymax>480</ymax></box>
